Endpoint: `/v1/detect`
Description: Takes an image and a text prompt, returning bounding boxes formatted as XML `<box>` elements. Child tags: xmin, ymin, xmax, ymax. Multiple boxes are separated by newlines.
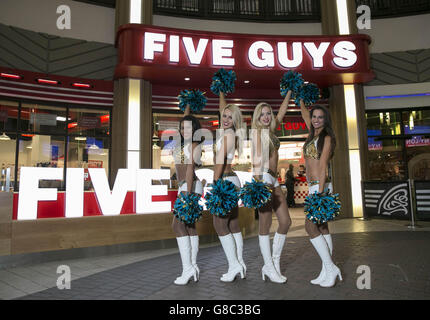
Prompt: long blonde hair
<box><xmin>252</xmin><ymin>102</ymin><xmax>277</xmax><ymax>153</ymax></box>
<box><xmin>220</xmin><ymin>104</ymin><xmax>245</xmax><ymax>156</ymax></box>
<box><xmin>221</xmin><ymin>104</ymin><xmax>243</xmax><ymax>131</ymax></box>
<box><xmin>252</xmin><ymin>102</ymin><xmax>277</xmax><ymax>132</ymax></box>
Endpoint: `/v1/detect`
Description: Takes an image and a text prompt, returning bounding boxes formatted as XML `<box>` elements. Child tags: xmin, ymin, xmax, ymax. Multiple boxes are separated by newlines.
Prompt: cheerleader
<box><xmin>251</xmin><ymin>90</ymin><xmax>293</xmax><ymax>284</ymax></box>
<box><xmin>172</xmin><ymin>105</ymin><xmax>203</xmax><ymax>285</ymax></box>
<box><xmin>211</xmin><ymin>91</ymin><xmax>246</xmax><ymax>282</ymax></box>
<box><xmin>299</xmin><ymin>99</ymin><xmax>342</xmax><ymax>288</ymax></box>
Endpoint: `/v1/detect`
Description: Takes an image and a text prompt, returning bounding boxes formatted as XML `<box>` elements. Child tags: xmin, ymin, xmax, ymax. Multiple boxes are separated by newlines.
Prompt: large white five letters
<box><xmin>18</xmin><ymin>167</ymin><xmax>63</xmax><ymax>220</ymax></box>
<box><xmin>17</xmin><ymin>167</ymin><xmax>173</xmax><ymax>220</ymax></box>
<box><xmin>90</xmin><ymin>168</ymin><xmax>132</xmax><ymax>216</ymax></box>
<box><xmin>136</xmin><ymin>169</ymin><xmax>171</xmax><ymax>214</ymax></box>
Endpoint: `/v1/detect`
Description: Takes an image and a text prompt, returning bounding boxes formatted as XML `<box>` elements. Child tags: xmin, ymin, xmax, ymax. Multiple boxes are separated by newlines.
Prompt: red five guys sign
<box><xmin>115</xmin><ymin>24</ymin><xmax>374</xmax><ymax>88</ymax></box>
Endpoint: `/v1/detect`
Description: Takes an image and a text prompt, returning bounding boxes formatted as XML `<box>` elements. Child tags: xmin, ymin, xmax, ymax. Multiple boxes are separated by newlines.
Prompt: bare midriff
<box><xmin>305</xmin><ymin>157</ymin><xmax>328</xmax><ymax>183</ymax></box>
<box><xmin>175</xmin><ymin>164</ymin><xmax>188</xmax><ymax>182</ymax></box>
<box><xmin>268</xmin><ymin>150</ymin><xmax>279</xmax><ymax>177</ymax></box>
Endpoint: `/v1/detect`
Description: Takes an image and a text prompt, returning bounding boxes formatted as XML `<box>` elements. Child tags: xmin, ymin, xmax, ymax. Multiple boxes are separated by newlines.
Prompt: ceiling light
<box><xmin>1</xmin><ymin>72</ymin><xmax>22</xmax><ymax>80</ymax></box>
<box><xmin>409</xmin><ymin>114</ymin><xmax>414</xmax><ymax>131</ymax></box>
<box><xmin>0</xmin><ymin>133</ymin><xmax>11</xmax><ymax>141</ymax></box>
<box><xmin>75</xmin><ymin>136</ymin><xmax>87</xmax><ymax>141</ymax></box>
<box><xmin>72</xmin><ymin>82</ymin><xmax>91</xmax><ymax>88</ymax></box>
<box><xmin>37</xmin><ymin>78</ymin><xmax>59</xmax><ymax>85</ymax></box>
<box><xmin>184</xmin><ymin>77</ymin><xmax>190</xmax><ymax>81</ymax></box>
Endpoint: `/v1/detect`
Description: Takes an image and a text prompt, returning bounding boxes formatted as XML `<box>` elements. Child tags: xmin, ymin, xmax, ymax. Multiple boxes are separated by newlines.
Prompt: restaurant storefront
<box><xmin>366</xmin><ymin>107</ymin><xmax>430</xmax><ymax>181</ymax></box>
<box><xmin>0</xmin><ymin>0</ymin><xmax>377</xmax><ymax>257</ymax></box>
<box><xmin>0</xmin><ymin>69</ymin><xmax>113</xmax><ymax>194</ymax></box>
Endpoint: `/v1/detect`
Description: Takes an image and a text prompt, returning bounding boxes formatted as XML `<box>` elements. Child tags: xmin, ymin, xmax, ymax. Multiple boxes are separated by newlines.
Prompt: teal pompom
<box><xmin>173</xmin><ymin>192</ymin><xmax>203</xmax><ymax>225</ymax></box>
<box><xmin>204</xmin><ymin>179</ymin><xmax>239</xmax><ymax>217</ymax></box>
<box><xmin>295</xmin><ymin>83</ymin><xmax>320</xmax><ymax>106</ymax></box>
<box><xmin>178</xmin><ymin>89</ymin><xmax>207</xmax><ymax>113</ymax></box>
<box><xmin>239</xmin><ymin>178</ymin><xmax>272</xmax><ymax>209</ymax></box>
<box><xmin>210</xmin><ymin>68</ymin><xmax>236</xmax><ymax>96</ymax></box>
<box><xmin>304</xmin><ymin>192</ymin><xmax>341</xmax><ymax>224</ymax></box>
<box><xmin>280</xmin><ymin>70</ymin><xmax>304</xmax><ymax>98</ymax></box>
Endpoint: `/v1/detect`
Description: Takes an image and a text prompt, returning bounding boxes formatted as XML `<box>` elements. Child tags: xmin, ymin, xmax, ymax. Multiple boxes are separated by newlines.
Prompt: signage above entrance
<box><xmin>115</xmin><ymin>24</ymin><xmax>374</xmax><ymax>88</ymax></box>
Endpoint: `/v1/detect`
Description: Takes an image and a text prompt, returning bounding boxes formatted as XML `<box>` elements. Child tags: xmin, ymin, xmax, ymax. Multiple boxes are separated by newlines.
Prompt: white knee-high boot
<box><xmin>272</xmin><ymin>232</ymin><xmax>287</xmax><ymax>281</ymax></box>
<box><xmin>259</xmin><ymin>235</ymin><xmax>286</xmax><ymax>283</ymax></box>
<box><xmin>190</xmin><ymin>235</ymin><xmax>200</xmax><ymax>280</ymax></box>
<box><xmin>310</xmin><ymin>234</ymin><xmax>333</xmax><ymax>285</ymax></box>
<box><xmin>232</xmin><ymin>232</ymin><xmax>246</xmax><ymax>278</ymax></box>
<box><xmin>219</xmin><ymin>234</ymin><xmax>244</xmax><ymax>282</ymax></box>
<box><xmin>174</xmin><ymin>236</ymin><xmax>198</xmax><ymax>285</ymax></box>
<box><xmin>310</xmin><ymin>235</ymin><xmax>342</xmax><ymax>288</ymax></box>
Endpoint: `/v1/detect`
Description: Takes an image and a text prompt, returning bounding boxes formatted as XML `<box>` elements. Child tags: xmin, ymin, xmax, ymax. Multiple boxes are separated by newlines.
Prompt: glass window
<box><xmin>368</xmin><ymin>138</ymin><xmax>405</xmax><ymax>181</ymax></box>
<box><xmin>18</xmin><ymin>104</ymin><xmax>67</xmax><ymax>191</ymax></box>
<box><xmin>403</xmin><ymin>109</ymin><xmax>430</xmax><ymax>135</ymax></box>
<box><xmin>406</xmin><ymin>135</ymin><xmax>430</xmax><ymax>180</ymax></box>
<box><xmin>0</xmin><ymin>100</ymin><xmax>112</xmax><ymax>194</ymax></box>
<box><xmin>366</xmin><ymin>111</ymin><xmax>402</xmax><ymax>136</ymax></box>
<box><xmin>67</xmin><ymin>136</ymin><xmax>110</xmax><ymax>191</ymax></box>
<box><xmin>68</xmin><ymin>108</ymin><xmax>110</xmax><ymax>138</ymax></box>
<box><xmin>17</xmin><ymin>134</ymin><xmax>66</xmax><ymax>189</ymax></box>
<box><xmin>366</xmin><ymin>109</ymin><xmax>430</xmax><ymax>181</ymax></box>
<box><xmin>67</xmin><ymin>108</ymin><xmax>110</xmax><ymax>191</ymax></box>
<box><xmin>0</xmin><ymin>100</ymin><xmax>19</xmax><ymax>135</ymax></box>
<box><xmin>21</xmin><ymin>104</ymin><xmax>67</xmax><ymax>135</ymax></box>
<box><xmin>0</xmin><ymin>101</ymin><xmax>18</xmax><ymax>193</ymax></box>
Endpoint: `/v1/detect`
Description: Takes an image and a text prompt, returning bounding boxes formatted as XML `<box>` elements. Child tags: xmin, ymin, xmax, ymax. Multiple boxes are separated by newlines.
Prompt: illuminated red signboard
<box><xmin>115</xmin><ymin>24</ymin><xmax>374</xmax><ymax>88</ymax></box>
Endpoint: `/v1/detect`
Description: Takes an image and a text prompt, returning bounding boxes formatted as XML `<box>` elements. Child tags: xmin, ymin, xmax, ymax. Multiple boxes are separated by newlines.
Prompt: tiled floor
<box><xmin>1</xmin><ymin>207</ymin><xmax>430</xmax><ymax>300</ymax></box>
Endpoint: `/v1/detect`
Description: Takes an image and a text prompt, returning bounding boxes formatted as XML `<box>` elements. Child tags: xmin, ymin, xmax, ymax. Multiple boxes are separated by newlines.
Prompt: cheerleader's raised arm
<box><xmin>276</xmin><ymin>90</ymin><xmax>292</xmax><ymax>125</ymax></box>
<box><xmin>299</xmin><ymin>99</ymin><xmax>311</xmax><ymax>130</ymax></box>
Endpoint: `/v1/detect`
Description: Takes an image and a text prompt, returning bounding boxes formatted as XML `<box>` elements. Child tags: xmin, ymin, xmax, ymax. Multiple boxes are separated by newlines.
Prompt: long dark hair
<box><xmin>179</xmin><ymin>115</ymin><xmax>201</xmax><ymax>144</ymax></box>
<box><xmin>303</xmin><ymin>105</ymin><xmax>336</xmax><ymax>159</ymax></box>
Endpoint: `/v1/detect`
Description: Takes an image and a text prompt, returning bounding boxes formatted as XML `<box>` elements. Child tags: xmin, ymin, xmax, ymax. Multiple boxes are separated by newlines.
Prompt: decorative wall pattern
<box><xmin>363</xmin><ymin>181</ymin><xmax>412</xmax><ymax>219</ymax></box>
<box><xmin>366</xmin><ymin>49</ymin><xmax>430</xmax><ymax>86</ymax></box>
<box><xmin>0</xmin><ymin>23</ymin><xmax>116</xmax><ymax>80</ymax></box>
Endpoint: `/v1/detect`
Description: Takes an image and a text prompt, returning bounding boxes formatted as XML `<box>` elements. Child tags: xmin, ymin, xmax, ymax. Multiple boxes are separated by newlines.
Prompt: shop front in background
<box><xmin>0</xmin><ymin>99</ymin><xmax>111</xmax><ymax>195</ymax></box>
<box><xmin>366</xmin><ymin>107</ymin><xmax>430</xmax><ymax>181</ymax></box>
<box><xmin>364</xmin><ymin>107</ymin><xmax>430</xmax><ymax>221</ymax></box>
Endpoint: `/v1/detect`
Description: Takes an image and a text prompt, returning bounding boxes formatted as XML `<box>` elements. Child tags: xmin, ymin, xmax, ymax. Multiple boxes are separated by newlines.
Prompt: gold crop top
<box><xmin>270</xmin><ymin>132</ymin><xmax>280</xmax><ymax>151</ymax></box>
<box><xmin>173</xmin><ymin>143</ymin><xmax>191</xmax><ymax>164</ymax></box>
<box><xmin>304</xmin><ymin>136</ymin><xmax>320</xmax><ymax>160</ymax></box>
